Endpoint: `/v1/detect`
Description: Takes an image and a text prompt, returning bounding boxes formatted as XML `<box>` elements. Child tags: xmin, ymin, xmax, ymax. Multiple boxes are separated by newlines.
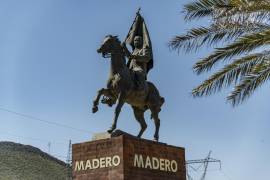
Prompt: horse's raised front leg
<box><xmin>107</xmin><ymin>93</ymin><xmax>125</xmax><ymax>133</ymax></box>
<box><xmin>92</xmin><ymin>88</ymin><xmax>109</xmax><ymax>113</ymax></box>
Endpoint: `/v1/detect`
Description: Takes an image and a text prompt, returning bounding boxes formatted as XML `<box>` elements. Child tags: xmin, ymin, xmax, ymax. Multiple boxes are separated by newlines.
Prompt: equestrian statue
<box><xmin>92</xmin><ymin>10</ymin><xmax>164</xmax><ymax>141</ymax></box>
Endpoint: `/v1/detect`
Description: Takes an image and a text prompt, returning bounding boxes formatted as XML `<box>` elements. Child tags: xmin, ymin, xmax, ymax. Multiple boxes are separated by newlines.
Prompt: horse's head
<box><xmin>97</xmin><ymin>35</ymin><xmax>121</xmax><ymax>58</ymax></box>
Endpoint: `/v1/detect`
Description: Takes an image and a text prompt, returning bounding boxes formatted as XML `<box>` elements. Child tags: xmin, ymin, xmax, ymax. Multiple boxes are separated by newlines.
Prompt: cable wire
<box><xmin>0</xmin><ymin>130</ymin><xmax>67</xmax><ymax>145</ymax></box>
<box><xmin>0</xmin><ymin>107</ymin><xmax>93</xmax><ymax>134</ymax></box>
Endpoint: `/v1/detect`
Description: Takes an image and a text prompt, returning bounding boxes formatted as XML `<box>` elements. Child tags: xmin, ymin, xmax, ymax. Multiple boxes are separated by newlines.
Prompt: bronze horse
<box><xmin>92</xmin><ymin>35</ymin><xmax>164</xmax><ymax>141</ymax></box>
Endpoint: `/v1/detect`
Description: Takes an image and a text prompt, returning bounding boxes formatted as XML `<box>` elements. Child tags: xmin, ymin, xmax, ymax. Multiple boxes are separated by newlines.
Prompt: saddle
<box><xmin>101</xmin><ymin>70</ymin><xmax>148</xmax><ymax>107</ymax></box>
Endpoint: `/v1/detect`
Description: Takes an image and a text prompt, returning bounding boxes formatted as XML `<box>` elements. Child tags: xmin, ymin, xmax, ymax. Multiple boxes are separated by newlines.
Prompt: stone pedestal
<box><xmin>72</xmin><ymin>131</ymin><xmax>186</xmax><ymax>180</ymax></box>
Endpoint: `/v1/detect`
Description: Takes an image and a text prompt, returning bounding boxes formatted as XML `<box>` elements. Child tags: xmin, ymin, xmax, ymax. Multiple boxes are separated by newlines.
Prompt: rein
<box><xmin>102</xmin><ymin>46</ymin><xmax>124</xmax><ymax>59</ymax></box>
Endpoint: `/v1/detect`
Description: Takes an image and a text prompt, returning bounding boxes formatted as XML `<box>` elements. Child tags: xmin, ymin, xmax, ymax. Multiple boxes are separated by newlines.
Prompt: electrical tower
<box><xmin>66</xmin><ymin>140</ymin><xmax>72</xmax><ymax>180</ymax></box>
<box><xmin>186</xmin><ymin>151</ymin><xmax>221</xmax><ymax>180</ymax></box>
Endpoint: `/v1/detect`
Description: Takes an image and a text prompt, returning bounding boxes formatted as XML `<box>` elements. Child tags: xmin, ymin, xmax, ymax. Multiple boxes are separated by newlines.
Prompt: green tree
<box><xmin>170</xmin><ymin>0</ymin><xmax>270</xmax><ymax>106</ymax></box>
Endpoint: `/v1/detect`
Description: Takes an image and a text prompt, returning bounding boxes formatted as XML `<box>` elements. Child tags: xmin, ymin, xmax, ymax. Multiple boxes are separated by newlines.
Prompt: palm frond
<box><xmin>215</xmin><ymin>0</ymin><xmax>270</xmax><ymax>24</ymax></box>
<box><xmin>193</xmin><ymin>29</ymin><xmax>270</xmax><ymax>74</ymax></box>
<box><xmin>174</xmin><ymin>0</ymin><xmax>270</xmax><ymax>106</ymax></box>
<box><xmin>183</xmin><ymin>0</ymin><xmax>230</xmax><ymax>20</ymax></box>
<box><xmin>192</xmin><ymin>50</ymin><xmax>270</xmax><ymax>97</ymax></box>
<box><xmin>169</xmin><ymin>22</ymin><xmax>270</xmax><ymax>52</ymax></box>
<box><xmin>183</xmin><ymin>0</ymin><xmax>270</xmax><ymax>25</ymax></box>
<box><xmin>237</xmin><ymin>0</ymin><xmax>270</xmax><ymax>12</ymax></box>
<box><xmin>216</xmin><ymin>10</ymin><xmax>270</xmax><ymax>26</ymax></box>
<box><xmin>227</xmin><ymin>59</ymin><xmax>270</xmax><ymax>105</ymax></box>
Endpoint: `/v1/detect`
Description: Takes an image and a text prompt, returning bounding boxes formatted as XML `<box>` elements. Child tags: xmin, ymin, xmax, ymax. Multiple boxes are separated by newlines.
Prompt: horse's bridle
<box><xmin>101</xmin><ymin>49</ymin><xmax>124</xmax><ymax>59</ymax></box>
<box><xmin>102</xmin><ymin>52</ymin><xmax>111</xmax><ymax>58</ymax></box>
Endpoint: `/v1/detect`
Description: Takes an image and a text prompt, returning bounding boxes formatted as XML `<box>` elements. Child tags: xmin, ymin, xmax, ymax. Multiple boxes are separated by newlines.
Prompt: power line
<box><xmin>0</xmin><ymin>130</ymin><xmax>73</xmax><ymax>168</ymax></box>
<box><xmin>0</xmin><ymin>130</ymin><xmax>67</xmax><ymax>145</ymax></box>
<box><xmin>0</xmin><ymin>107</ymin><xmax>93</xmax><ymax>134</ymax></box>
<box><xmin>0</xmin><ymin>131</ymin><xmax>69</xmax><ymax>160</ymax></box>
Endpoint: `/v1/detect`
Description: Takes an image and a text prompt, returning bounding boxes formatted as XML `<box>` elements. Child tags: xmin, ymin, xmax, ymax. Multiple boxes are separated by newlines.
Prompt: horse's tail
<box><xmin>160</xmin><ymin>97</ymin><xmax>165</xmax><ymax>107</ymax></box>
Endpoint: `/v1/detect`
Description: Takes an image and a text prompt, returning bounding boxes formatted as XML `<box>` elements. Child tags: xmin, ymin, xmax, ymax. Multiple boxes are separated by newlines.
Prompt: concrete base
<box><xmin>92</xmin><ymin>132</ymin><xmax>111</xmax><ymax>141</ymax></box>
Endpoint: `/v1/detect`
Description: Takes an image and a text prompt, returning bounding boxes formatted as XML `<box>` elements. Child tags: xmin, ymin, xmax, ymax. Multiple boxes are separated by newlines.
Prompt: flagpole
<box><xmin>136</xmin><ymin>7</ymin><xmax>141</xmax><ymax>15</ymax></box>
<box><xmin>124</xmin><ymin>7</ymin><xmax>141</xmax><ymax>42</ymax></box>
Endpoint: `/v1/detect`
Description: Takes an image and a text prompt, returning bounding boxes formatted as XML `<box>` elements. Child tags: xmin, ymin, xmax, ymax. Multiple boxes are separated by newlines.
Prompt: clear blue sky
<box><xmin>0</xmin><ymin>0</ymin><xmax>269</xmax><ymax>179</ymax></box>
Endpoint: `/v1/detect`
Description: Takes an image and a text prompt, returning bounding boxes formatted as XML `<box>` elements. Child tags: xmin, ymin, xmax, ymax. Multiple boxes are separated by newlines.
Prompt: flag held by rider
<box><xmin>125</xmin><ymin>9</ymin><xmax>153</xmax><ymax>73</ymax></box>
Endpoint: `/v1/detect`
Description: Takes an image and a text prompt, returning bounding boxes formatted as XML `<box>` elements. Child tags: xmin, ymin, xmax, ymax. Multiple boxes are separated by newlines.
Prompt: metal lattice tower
<box><xmin>186</xmin><ymin>151</ymin><xmax>221</xmax><ymax>180</ymax></box>
<box><xmin>66</xmin><ymin>140</ymin><xmax>72</xmax><ymax>164</ymax></box>
<box><xmin>66</xmin><ymin>140</ymin><xmax>72</xmax><ymax>180</ymax></box>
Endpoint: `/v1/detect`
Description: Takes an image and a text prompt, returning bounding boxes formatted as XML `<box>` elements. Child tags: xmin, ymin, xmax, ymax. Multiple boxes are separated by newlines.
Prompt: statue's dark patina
<box><xmin>93</xmin><ymin>35</ymin><xmax>164</xmax><ymax>141</ymax></box>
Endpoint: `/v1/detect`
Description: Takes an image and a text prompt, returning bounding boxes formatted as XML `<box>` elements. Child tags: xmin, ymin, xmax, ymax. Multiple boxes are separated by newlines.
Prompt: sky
<box><xmin>0</xmin><ymin>0</ymin><xmax>269</xmax><ymax>179</ymax></box>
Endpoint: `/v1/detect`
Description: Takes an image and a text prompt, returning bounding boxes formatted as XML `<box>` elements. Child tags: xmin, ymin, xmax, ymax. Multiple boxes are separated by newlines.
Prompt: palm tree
<box><xmin>170</xmin><ymin>0</ymin><xmax>270</xmax><ymax>106</ymax></box>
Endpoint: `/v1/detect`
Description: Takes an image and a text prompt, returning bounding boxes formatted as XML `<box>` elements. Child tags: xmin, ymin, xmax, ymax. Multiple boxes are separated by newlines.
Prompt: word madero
<box><xmin>75</xmin><ymin>155</ymin><xmax>120</xmax><ymax>171</ymax></box>
<box><xmin>134</xmin><ymin>154</ymin><xmax>178</xmax><ymax>172</ymax></box>
<box><xmin>75</xmin><ymin>154</ymin><xmax>178</xmax><ymax>173</ymax></box>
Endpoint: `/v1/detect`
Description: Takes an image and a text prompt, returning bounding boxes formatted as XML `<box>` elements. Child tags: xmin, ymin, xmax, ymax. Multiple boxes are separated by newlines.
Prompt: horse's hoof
<box><xmin>107</xmin><ymin>126</ymin><xmax>116</xmax><ymax>134</ymax></box>
<box><xmin>154</xmin><ymin>136</ymin><xmax>159</xmax><ymax>142</ymax></box>
<box><xmin>137</xmin><ymin>132</ymin><xmax>144</xmax><ymax>139</ymax></box>
<box><xmin>107</xmin><ymin>129</ymin><xmax>113</xmax><ymax>134</ymax></box>
<box><xmin>92</xmin><ymin>106</ymin><xmax>98</xmax><ymax>113</ymax></box>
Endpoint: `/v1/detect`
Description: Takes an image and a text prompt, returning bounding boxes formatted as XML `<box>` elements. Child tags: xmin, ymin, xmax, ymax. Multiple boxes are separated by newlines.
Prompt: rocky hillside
<box><xmin>0</xmin><ymin>141</ymin><xmax>70</xmax><ymax>180</ymax></box>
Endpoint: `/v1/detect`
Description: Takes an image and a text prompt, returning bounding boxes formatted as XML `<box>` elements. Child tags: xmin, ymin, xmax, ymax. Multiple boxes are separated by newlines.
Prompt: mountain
<box><xmin>0</xmin><ymin>141</ymin><xmax>70</xmax><ymax>180</ymax></box>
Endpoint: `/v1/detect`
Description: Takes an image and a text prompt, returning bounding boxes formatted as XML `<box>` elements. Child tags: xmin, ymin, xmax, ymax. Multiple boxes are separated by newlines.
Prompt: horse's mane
<box><xmin>106</xmin><ymin>35</ymin><xmax>121</xmax><ymax>44</ymax></box>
